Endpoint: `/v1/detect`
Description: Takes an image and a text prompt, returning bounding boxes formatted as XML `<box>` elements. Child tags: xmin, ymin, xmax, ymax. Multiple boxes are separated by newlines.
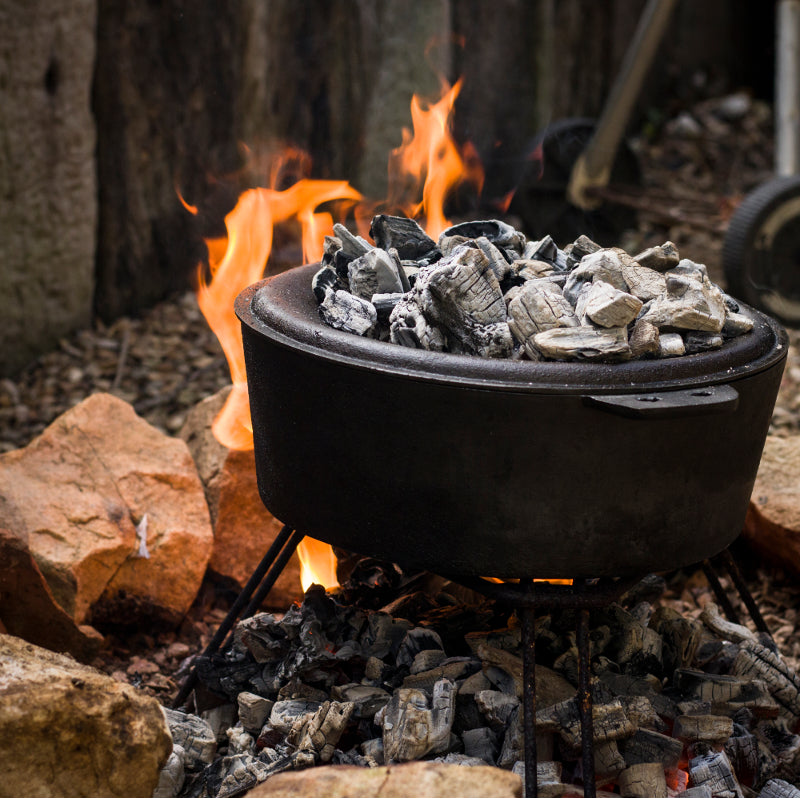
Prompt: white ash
<box><xmin>313</xmin><ymin>216</ymin><xmax>753</xmax><ymax>363</ymax></box>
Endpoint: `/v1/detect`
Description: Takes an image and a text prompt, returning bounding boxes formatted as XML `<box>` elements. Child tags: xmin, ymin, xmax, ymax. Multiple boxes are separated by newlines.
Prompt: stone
<box><xmin>0</xmin><ymin>393</ymin><xmax>212</xmax><ymax>627</ymax></box>
<box><xmin>179</xmin><ymin>389</ymin><xmax>302</xmax><ymax>606</ymax></box>
<box><xmin>0</xmin><ymin>633</ymin><xmax>172</xmax><ymax>797</ymax></box>
<box><xmin>245</xmin><ymin>761</ymin><xmax>522</xmax><ymax>797</ymax></box>
<box><xmin>744</xmin><ymin>435</ymin><xmax>800</xmax><ymax>576</ymax></box>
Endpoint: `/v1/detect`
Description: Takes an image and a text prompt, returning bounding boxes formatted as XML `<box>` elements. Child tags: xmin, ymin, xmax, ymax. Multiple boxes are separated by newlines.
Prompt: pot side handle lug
<box><xmin>583</xmin><ymin>384</ymin><xmax>739</xmax><ymax>419</ymax></box>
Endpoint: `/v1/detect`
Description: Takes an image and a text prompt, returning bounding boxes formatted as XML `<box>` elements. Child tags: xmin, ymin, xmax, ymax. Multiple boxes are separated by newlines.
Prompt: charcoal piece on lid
<box><xmin>523</xmin><ymin>234</ymin><xmax>568</xmax><ymax>272</ymax></box>
<box><xmin>439</xmin><ymin>219</ymin><xmax>525</xmax><ymax>252</ymax></box>
<box><xmin>312</xmin><ymin>264</ymin><xmax>343</xmax><ymax>303</ymax></box>
<box><xmin>333</xmin><ymin>222</ymin><xmax>373</xmax><ymax>258</ymax></box>
<box><xmin>634</xmin><ymin>241</ymin><xmax>680</xmax><ymax>272</ymax></box>
<box><xmin>369</xmin><ymin>214</ymin><xmax>438</xmax><ymax>262</ymax></box>
<box><xmin>347</xmin><ymin>248</ymin><xmax>404</xmax><ymax>299</ymax></box>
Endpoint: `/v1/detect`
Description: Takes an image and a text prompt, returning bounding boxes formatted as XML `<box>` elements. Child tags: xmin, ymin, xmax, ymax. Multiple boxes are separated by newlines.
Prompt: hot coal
<box><xmin>163</xmin><ymin>567</ymin><xmax>800</xmax><ymax>797</ymax></box>
<box><xmin>313</xmin><ymin>216</ymin><xmax>753</xmax><ymax>363</ymax></box>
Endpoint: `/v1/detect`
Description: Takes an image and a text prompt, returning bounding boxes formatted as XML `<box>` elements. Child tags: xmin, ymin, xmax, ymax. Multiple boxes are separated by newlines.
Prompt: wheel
<box><xmin>507</xmin><ymin>117</ymin><xmax>641</xmax><ymax>247</ymax></box>
<box><xmin>723</xmin><ymin>175</ymin><xmax>800</xmax><ymax>325</ymax></box>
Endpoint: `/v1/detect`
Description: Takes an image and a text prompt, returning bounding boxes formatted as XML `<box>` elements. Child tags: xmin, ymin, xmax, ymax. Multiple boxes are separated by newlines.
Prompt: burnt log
<box><xmin>733</xmin><ymin>641</ymin><xmax>800</xmax><ymax>724</ymax></box>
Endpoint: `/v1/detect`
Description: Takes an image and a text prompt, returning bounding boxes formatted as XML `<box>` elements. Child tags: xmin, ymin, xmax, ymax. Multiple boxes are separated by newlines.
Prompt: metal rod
<box><xmin>776</xmin><ymin>0</ymin><xmax>800</xmax><ymax>175</ymax></box>
<box><xmin>172</xmin><ymin>524</ymin><xmax>296</xmax><ymax>708</ymax></box>
<box><xmin>577</xmin><ymin>604</ymin><xmax>596</xmax><ymax>797</ymax></box>
<box><xmin>717</xmin><ymin>549</ymin><xmax>772</xmax><ymax>636</ymax></box>
<box><xmin>520</xmin><ymin>579</ymin><xmax>538</xmax><ymax>798</ymax></box>
<box><xmin>702</xmin><ymin>559</ymin><xmax>741</xmax><ymax>625</ymax></box>
<box><xmin>567</xmin><ymin>0</ymin><xmax>679</xmax><ymax>208</ymax></box>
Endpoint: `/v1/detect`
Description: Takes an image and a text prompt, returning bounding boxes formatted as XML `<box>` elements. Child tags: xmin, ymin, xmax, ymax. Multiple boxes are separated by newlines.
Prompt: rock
<box><xmin>245</xmin><ymin>761</ymin><xmax>522</xmax><ymax>797</ymax></box>
<box><xmin>744</xmin><ymin>435</ymin><xmax>800</xmax><ymax>575</ymax></box>
<box><xmin>0</xmin><ymin>528</ymin><xmax>104</xmax><ymax>660</ymax></box>
<box><xmin>0</xmin><ymin>633</ymin><xmax>172</xmax><ymax>797</ymax></box>
<box><xmin>179</xmin><ymin>389</ymin><xmax>302</xmax><ymax>606</ymax></box>
<box><xmin>0</xmin><ymin>393</ymin><xmax>212</xmax><ymax>628</ymax></box>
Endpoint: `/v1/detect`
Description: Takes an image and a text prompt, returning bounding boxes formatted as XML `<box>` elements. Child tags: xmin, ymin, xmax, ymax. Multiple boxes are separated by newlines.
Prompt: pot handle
<box><xmin>583</xmin><ymin>384</ymin><xmax>739</xmax><ymax>419</ymax></box>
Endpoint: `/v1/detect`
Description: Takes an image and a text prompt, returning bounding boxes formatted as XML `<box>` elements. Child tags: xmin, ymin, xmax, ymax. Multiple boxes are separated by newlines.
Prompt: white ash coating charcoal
<box><xmin>319</xmin><ymin>287</ymin><xmax>377</xmax><ymax>337</ymax></box>
<box><xmin>202</xmin><ymin>703</ymin><xmax>237</xmax><ymax>741</ymax></box>
<box><xmin>410</xmin><ymin>649</ymin><xmax>447</xmax><ymax>674</ymax></box>
<box><xmin>217</xmin><ymin>753</ymin><xmax>274</xmax><ymax>798</ymax></box>
<box><xmin>389</xmin><ymin>296</ymin><xmax>447</xmax><ymax>350</ymax></box>
<box><xmin>659</xmin><ymin>332</ymin><xmax>686</xmax><ymax>357</ymax></box>
<box><xmin>618</xmin><ymin>694</ymin><xmax>667</xmax><ymax>733</ymax></box>
<box><xmin>386</xmin><ymin>248</ymin><xmax>412</xmax><ymax>291</ymax></box>
<box><xmin>153</xmin><ymin>744</ymin><xmax>186</xmax><ymax>798</ymax></box>
<box><xmin>629</xmin><ymin>319</ymin><xmax>660</xmax><ymax>358</ymax></box>
<box><xmin>438</xmin><ymin>233</ymin><xmax>471</xmax><ymax>257</ymax></box>
<box><xmin>396</xmin><ymin>627</ymin><xmax>445</xmax><ymax>668</ymax></box>
<box><xmin>733</xmin><ymin>640</ymin><xmax>800</xmax><ymax>722</ymax></box>
<box><xmin>688</xmin><ymin>749</ymin><xmax>742</xmax><ymax>798</ymax></box>
<box><xmin>723</xmin><ymin>311</ymin><xmax>755</xmax><ymax>337</ymax></box>
<box><xmin>322</xmin><ymin>234</ymin><xmax>342</xmax><ymax>260</ymax></box>
<box><xmin>371</xmin><ymin>292</ymin><xmax>405</xmax><ymax>325</ymax></box>
<box><xmin>268</xmin><ymin>698</ymin><xmax>323</xmax><ymax>735</ymax></box>
<box><xmin>462</xmin><ymin>726</ymin><xmax>499</xmax><ymax>764</ymax></box>
<box><xmin>512</xmin><ymin>761</ymin><xmax>566</xmax><ymax>799</ymax></box>
<box><xmin>287</xmin><ymin>700</ymin><xmax>355</xmax><ymax>763</ymax></box>
<box><xmin>761</xmin><ymin>779</ymin><xmax>800</xmax><ymax>797</ymax></box>
<box><xmin>333</xmin><ymin>222</ymin><xmax>373</xmax><ymax>258</ymax></box>
<box><xmin>563</xmin><ymin>247</ymin><xmax>631</xmax><ymax>305</ymax></box>
<box><xmin>524</xmin><ymin>234</ymin><xmax>569</xmax><ymax>272</ymax></box>
<box><xmin>673</xmin><ymin>714</ymin><xmax>735</xmax><ymax>743</ymax></box>
<box><xmin>515</xmin><ymin>258</ymin><xmax>558</xmax><ymax>280</ymax></box>
<box><xmin>678</xmin><ymin>789</ymin><xmax>714</xmax><ymax>798</ymax></box>
<box><xmin>640</xmin><ymin>273</ymin><xmax>727</xmax><ymax>333</ymax></box>
<box><xmin>579</xmin><ymin>279</ymin><xmax>643</xmax><ymax>328</ymax></box>
<box><xmin>618</xmin><ymin>728</ymin><xmax>683</xmax><ymax>768</ymax></box>
<box><xmin>360</xmin><ymin>737</ymin><xmax>384</xmax><ymax>767</ymax></box>
<box><xmin>620</xmin><ymin>262</ymin><xmax>668</xmax><ymax>302</ymax></box>
<box><xmin>226</xmin><ymin>725</ymin><xmax>256</xmax><ymax>756</ymax></box>
<box><xmin>162</xmin><ymin>707</ymin><xmax>218</xmax><ymax>766</ymax></box>
<box><xmin>347</xmin><ymin>248</ymin><xmax>405</xmax><ymax>299</ymax></box>
<box><xmin>400</xmin><ymin>260</ymin><xmax>420</xmax><ymax>286</ymax></box>
<box><xmin>463</xmin><ymin>321</ymin><xmax>514</xmax><ymax>359</ymax></box>
<box><xmin>312</xmin><ymin>264</ymin><xmax>344</xmax><ymax>303</ymax></box>
<box><xmin>565</xmin><ymin>233</ymin><xmax>602</xmax><ymax>268</ymax></box>
<box><xmin>593</xmin><ymin>740</ymin><xmax>626</xmax><ymax>783</ymax></box>
<box><xmin>535</xmin><ymin>697</ymin><xmax>635</xmax><ymax>749</ymax></box>
<box><xmin>403</xmin><ymin>660</ymin><xmax>475</xmax><ymax>694</ymax></box>
<box><xmin>439</xmin><ymin>219</ymin><xmax>526</xmax><ymax>254</ymax></box>
<box><xmin>475</xmin><ymin>235</ymin><xmax>514</xmax><ymax>282</ymax></box>
<box><xmin>634</xmin><ymin>241</ymin><xmax>680</xmax><ymax>272</ymax></box>
<box><xmin>617</xmin><ymin>762</ymin><xmax>669</xmax><ymax>798</ymax></box>
<box><xmin>237</xmin><ymin>692</ymin><xmax>273</xmax><ymax>735</ymax></box>
<box><xmin>672</xmin><ymin>257</ymin><xmax>709</xmax><ymax>282</ymax></box>
<box><xmin>508</xmin><ymin>282</ymin><xmax>578</xmax><ymax>361</ymax></box>
<box><xmin>684</xmin><ymin>331</ymin><xmax>724</xmax><ymax>354</ymax></box>
<box><xmin>369</xmin><ymin>214</ymin><xmax>438</xmax><ymax>261</ymax></box>
<box><xmin>381</xmin><ymin>679</ymin><xmax>457</xmax><ymax>762</ymax></box>
<box><xmin>533</xmin><ymin>325</ymin><xmax>631</xmax><ymax>362</ymax></box>
<box><xmin>497</xmin><ymin>705</ymin><xmax>523</xmax><ymax>768</ymax></box>
<box><xmin>330</xmin><ymin>684</ymin><xmax>390</xmax><ymax>719</ymax></box>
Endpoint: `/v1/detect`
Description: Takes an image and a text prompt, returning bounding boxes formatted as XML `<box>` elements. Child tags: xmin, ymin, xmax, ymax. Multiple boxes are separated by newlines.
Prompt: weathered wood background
<box><xmin>0</xmin><ymin>0</ymin><xmax>772</xmax><ymax>375</ymax></box>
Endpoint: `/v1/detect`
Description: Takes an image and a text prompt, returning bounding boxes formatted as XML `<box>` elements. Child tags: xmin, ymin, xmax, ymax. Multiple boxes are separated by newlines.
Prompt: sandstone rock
<box><xmin>744</xmin><ymin>435</ymin><xmax>800</xmax><ymax>574</ymax></box>
<box><xmin>0</xmin><ymin>633</ymin><xmax>172</xmax><ymax>797</ymax></box>
<box><xmin>179</xmin><ymin>388</ymin><xmax>303</xmax><ymax>606</ymax></box>
<box><xmin>0</xmin><ymin>528</ymin><xmax>103</xmax><ymax>660</ymax></box>
<box><xmin>245</xmin><ymin>761</ymin><xmax>522</xmax><ymax>797</ymax></box>
<box><xmin>0</xmin><ymin>393</ymin><xmax>213</xmax><ymax>627</ymax></box>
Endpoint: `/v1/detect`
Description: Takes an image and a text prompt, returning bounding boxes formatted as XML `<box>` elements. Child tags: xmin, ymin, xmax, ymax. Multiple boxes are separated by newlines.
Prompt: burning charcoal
<box><xmin>565</xmin><ymin>234</ymin><xmax>602</xmax><ymax>268</ymax></box>
<box><xmin>512</xmin><ymin>761</ymin><xmax>565</xmax><ymax>798</ymax></box>
<box><xmin>536</xmin><ymin>696</ymin><xmax>635</xmax><ymax>749</ymax></box>
<box><xmin>439</xmin><ymin>219</ymin><xmax>526</xmax><ymax>254</ymax></box>
<box><xmin>733</xmin><ymin>641</ymin><xmax>800</xmax><ymax>724</ymax></box>
<box><xmin>633</xmin><ymin>241</ymin><xmax>680</xmax><ymax>272</ymax></box>
<box><xmin>333</xmin><ymin>222</ymin><xmax>373</xmax><ymax>258</ymax></box>
<box><xmin>515</xmin><ymin>259</ymin><xmax>558</xmax><ymax>280</ymax></box>
<box><xmin>533</xmin><ymin>325</ymin><xmax>631</xmax><ymax>362</ymax></box>
<box><xmin>563</xmin><ymin>247</ymin><xmax>631</xmax><ymax>306</ymax></box>
<box><xmin>319</xmin><ymin>288</ymin><xmax>377</xmax><ymax>337</ymax></box>
<box><xmin>330</xmin><ymin>684</ymin><xmax>390</xmax><ymax>720</ymax></box>
<box><xmin>640</xmin><ymin>274</ymin><xmax>727</xmax><ymax>332</ymax></box>
<box><xmin>402</xmin><ymin>658</ymin><xmax>479</xmax><ymax>693</ymax></box>
<box><xmin>507</xmin><ymin>280</ymin><xmax>579</xmax><ymax>360</ymax></box>
<box><xmin>723</xmin><ymin>311</ymin><xmax>754</xmax><ymax>337</ymax></box>
<box><xmin>672</xmin><ymin>258</ymin><xmax>709</xmax><ymax>282</ymax></box>
<box><xmin>497</xmin><ymin>705</ymin><xmax>523</xmax><ymax>769</ymax></box>
<box><xmin>312</xmin><ymin>264</ymin><xmax>344</xmax><ymax>303</ymax></box>
<box><xmin>650</xmin><ymin>606</ymin><xmax>702</xmax><ymax>675</ymax></box>
<box><xmin>629</xmin><ymin>318</ymin><xmax>660</xmax><ymax>358</ymax></box>
<box><xmin>153</xmin><ymin>745</ymin><xmax>186</xmax><ymax>798</ymax></box>
<box><xmin>462</xmin><ymin>726</ymin><xmax>499</xmax><ymax>764</ymax></box>
<box><xmin>618</xmin><ymin>762</ymin><xmax>669</xmax><ymax>797</ymax></box>
<box><xmin>380</xmin><ymin>679</ymin><xmax>457</xmax><ymax>762</ymax></box>
<box><xmin>673</xmin><ymin>714</ymin><xmax>735</xmax><ymax>744</ymax></box>
<box><xmin>475</xmin><ymin>236</ymin><xmax>514</xmax><ymax>281</ymax></box>
<box><xmin>162</xmin><ymin>707</ymin><xmax>218</xmax><ymax>766</ymax></box>
<box><xmin>268</xmin><ymin>699</ymin><xmax>323</xmax><ymax>735</ymax></box>
<box><xmin>216</xmin><ymin>753</ymin><xmax>280</xmax><ymax>798</ymax></box>
<box><xmin>369</xmin><ymin>215</ymin><xmax>438</xmax><ymax>262</ymax></box>
<box><xmin>234</xmin><ymin>612</ymin><xmax>288</xmax><ymax>662</ymax></box>
<box><xmin>323</xmin><ymin>233</ymin><xmax>342</xmax><ymax>260</ymax></box>
<box><xmin>396</xmin><ymin>627</ymin><xmax>445</xmax><ymax>668</ymax></box>
<box><xmin>761</xmin><ymin>779</ymin><xmax>800</xmax><ymax>797</ymax></box>
<box><xmin>592</xmin><ymin>739</ymin><xmax>626</xmax><ymax>783</ymax></box>
<box><xmin>725</xmin><ymin>730</ymin><xmax>759</xmax><ymax>787</ymax></box>
<box><xmin>596</xmin><ymin>668</ymin><xmax>662</xmax><ymax>700</ymax></box>
<box><xmin>679</xmin><ymin>789</ymin><xmax>714</xmax><ymax>798</ymax></box>
<box><xmin>689</xmin><ymin>749</ymin><xmax>743</xmax><ymax>797</ymax></box>
<box><xmin>602</xmin><ymin>604</ymin><xmax>664</xmax><ymax>674</ymax></box>
<box><xmin>371</xmin><ymin>291</ymin><xmax>405</xmax><ymax>325</ymax></box>
<box><xmin>461</xmin><ymin>321</ymin><xmax>514</xmax><ymax>359</ymax></box>
<box><xmin>577</xmin><ymin>280</ymin><xmax>643</xmax><ymax>328</ymax></box>
<box><xmin>237</xmin><ymin>692</ymin><xmax>273</xmax><ymax>735</ymax></box>
<box><xmin>619</xmin><ymin>729</ymin><xmax>683</xmax><ymax>768</ymax></box>
<box><xmin>523</xmin><ymin>234</ymin><xmax>569</xmax><ymax>272</ymax></box>
<box><xmin>361</xmin><ymin>737</ymin><xmax>384</xmax><ymax>767</ymax></box>
<box><xmin>287</xmin><ymin>700</ymin><xmax>355</xmax><ymax>763</ymax></box>
<box><xmin>659</xmin><ymin>332</ymin><xmax>686</xmax><ymax>357</ymax></box>
<box><xmin>389</xmin><ymin>295</ymin><xmax>447</xmax><ymax>350</ymax></box>
<box><xmin>619</xmin><ymin>694</ymin><xmax>668</xmax><ymax>733</ymax></box>
<box><xmin>361</xmin><ymin>612</ymin><xmax>412</xmax><ymax>660</ymax></box>
<box><xmin>347</xmin><ymin>248</ymin><xmax>405</xmax><ymax>300</ymax></box>
<box><xmin>620</xmin><ymin>262</ymin><xmax>668</xmax><ymax>302</ymax></box>
<box><xmin>684</xmin><ymin>331</ymin><xmax>724</xmax><ymax>353</ymax></box>
<box><xmin>674</xmin><ymin>669</ymin><xmax>780</xmax><ymax>719</ymax></box>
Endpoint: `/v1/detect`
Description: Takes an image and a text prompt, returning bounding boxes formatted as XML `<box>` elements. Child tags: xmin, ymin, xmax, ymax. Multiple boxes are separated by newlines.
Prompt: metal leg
<box><xmin>172</xmin><ymin>524</ymin><xmax>299</xmax><ymax>708</ymax></box>
<box><xmin>520</xmin><ymin>580</ymin><xmax>538</xmax><ymax>798</ymax></box>
<box><xmin>702</xmin><ymin>558</ymin><xmax>742</xmax><ymax>625</ymax></box>
<box><xmin>717</xmin><ymin>549</ymin><xmax>772</xmax><ymax>636</ymax></box>
<box><xmin>577</xmin><ymin>604</ymin><xmax>596</xmax><ymax>797</ymax></box>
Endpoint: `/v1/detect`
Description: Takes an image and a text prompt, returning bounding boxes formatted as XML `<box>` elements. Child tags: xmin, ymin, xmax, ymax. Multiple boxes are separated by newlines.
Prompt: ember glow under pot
<box><xmin>236</xmin><ymin>264</ymin><xmax>787</xmax><ymax>579</ymax></box>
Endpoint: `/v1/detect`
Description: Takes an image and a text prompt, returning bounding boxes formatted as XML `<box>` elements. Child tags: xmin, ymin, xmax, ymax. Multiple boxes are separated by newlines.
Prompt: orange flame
<box><xmin>297</xmin><ymin>538</ymin><xmax>340</xmax><ymax>593</ymax></box>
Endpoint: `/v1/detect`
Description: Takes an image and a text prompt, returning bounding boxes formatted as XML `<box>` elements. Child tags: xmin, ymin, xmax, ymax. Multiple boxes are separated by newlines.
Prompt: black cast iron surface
<box><xmin>236</xmin><ymin>265</ymin><xmax>787</xmax><ymax>578</ymax></box>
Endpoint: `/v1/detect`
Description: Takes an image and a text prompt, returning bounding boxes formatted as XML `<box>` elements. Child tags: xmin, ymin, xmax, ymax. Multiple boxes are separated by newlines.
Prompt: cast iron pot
<box><xmin>236</xmin><ymin>264</ymin><xmax>787</xmax><ymax>579</ymax></box>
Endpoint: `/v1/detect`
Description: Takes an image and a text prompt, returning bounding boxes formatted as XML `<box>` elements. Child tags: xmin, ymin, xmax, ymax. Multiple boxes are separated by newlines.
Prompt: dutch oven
<box><xmin>236</xmin><ymin>264</ymin><xmax>787</xmax><ymax>579</ymax></box>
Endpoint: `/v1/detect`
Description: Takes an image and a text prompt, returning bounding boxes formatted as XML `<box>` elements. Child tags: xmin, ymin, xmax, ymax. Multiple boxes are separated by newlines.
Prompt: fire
<box><xmin>194</xmin><ymin>78</ymin><xmax>484</xmax><ymax>592</ymax></box>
